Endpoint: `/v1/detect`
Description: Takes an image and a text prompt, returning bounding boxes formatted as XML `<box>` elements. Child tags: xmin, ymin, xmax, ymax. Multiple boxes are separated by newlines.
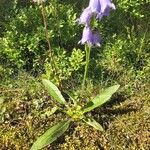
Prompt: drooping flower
<box><xmin>78</xmin><ymin>0</ymin><xmax>115</xmax><ymax>46</ymax></box>
<box><xmin>88</xmin><ymin>0</ymin><xmax>115</xmax><ymax>19</ymax></box>
<box><xmin>78</xmin><ymin>27</ymin><xmax>93</xmax><ymax>45</ymax></box>
<box><xmin>98</xmin><ymin>0</ymin><xmax>116</xmax><ymax>18</ymax></box>
<box><xmin>79</xmin><ymin>27</ymin><xmax>101</xmax><ymax>46</ymax></box>
<box><xmin>89</xmin><ymin>0</ymin><xmax>101</xmax><ymax>13</ymax></box>
<box><xmin>92</xmin><ymin>30</ymin><xmax>101</xmax><ymax>46</ymax></box>
<box><xmin>78</xmin><ymin>7</ymin><xmax>92</xmax><ymax>26</ymax></box>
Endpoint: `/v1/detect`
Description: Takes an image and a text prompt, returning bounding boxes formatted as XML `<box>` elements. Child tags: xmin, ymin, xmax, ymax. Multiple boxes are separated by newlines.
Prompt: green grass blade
<box><xmin>83</xmin><ymin>85</ymin><xmax>120</xmax><ymax>113</ymax></box>
<box><xmin>42</xmin><ymin>79</ymin><xmax>66</xmax><ymax>105</ymax></box>
<box><xmin>83</xmin><ymin>117</ymin><xmax>104</xmax><ymax>131</ymax></box>
<box><xmin>30</xmin><ymin>120</ymin><xmax>71</xmax><ymax>150</ymax></box>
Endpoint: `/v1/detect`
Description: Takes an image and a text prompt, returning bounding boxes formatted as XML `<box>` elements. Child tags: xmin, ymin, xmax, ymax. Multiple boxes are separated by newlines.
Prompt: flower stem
<box><xmin>82</xmin><ymin>44</ymin><xmax>91</xmax><ymax>89</ymax></box>
<box><xmin>41</xmin><ymin>2</ymin><xmax>57</xmax><ymax>77</ymax></box>
<box><xmin>41</xmin><ymin>3</ymin><xmax>51</xmax><ymax>54</ymax></box>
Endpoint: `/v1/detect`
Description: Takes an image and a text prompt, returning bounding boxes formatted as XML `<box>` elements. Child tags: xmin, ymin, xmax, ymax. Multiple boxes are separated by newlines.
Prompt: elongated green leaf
<box><xmin>30</xmin><ymin>120</ymin><xmax>71</xmax><ymax>150</ymax></box>
<box><xmin>83</xmin><ymin>117</ymin><xmax>104</xmax><ymax>131</ymax></box>
<box><xmin>42</xmin><ymin>79</ymin><xmax>66</xmax><ymax>105</ymax></box>
<box><xmin>83</xmin><ymin>85</ymin><xmax>120</xmax><ymax>113</ymax></box>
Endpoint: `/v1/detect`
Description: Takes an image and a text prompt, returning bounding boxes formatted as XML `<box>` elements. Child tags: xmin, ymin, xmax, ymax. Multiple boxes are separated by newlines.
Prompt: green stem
<box><xmin>82</xmin><ymin>44</ymin><xmax>91</xmax><ymax>89</ymax></box>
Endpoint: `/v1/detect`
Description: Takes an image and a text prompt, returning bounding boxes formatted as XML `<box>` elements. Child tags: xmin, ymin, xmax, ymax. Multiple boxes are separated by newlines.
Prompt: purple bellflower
<box><xmin>78</xmin><ymin>0</ymin><xmax>115</xmax><ymax>46</ymax></box>
<box><xmin>79</xmin><ymin>27</ymin><xmax>101</xmax><ymax>46</ymax></box>
<box><xmin>100</xmin><ymin>0</ymin><xmax>116</xmax><ymax>13</ymax></box>
<box><xmin>89</xmin><ymin>0</ymin><xmax>101</xmax><ymax>13</ymax></box>
<box><xmin>79</xmin><ymin>27</ymin><xmax>93</xmax><ymax>45</ymax></box>
<box><xmin>98</xmin><ymin>0</ymin><xmax>116</xmax><ymax>19</ymax></box>
<box><xmin>78</xmin><ymin>0</ymin><xmax>116</xmax><ymax>25</ymax></box>
<box><xmin>88</xmin><ymin>0</ymin><xmax>115</xmax><ymax>19</ymax></box>
<box><xmin>78</xmin><ymin>7</ymin><xmax>92</xmax><ymax>26</ymax></box>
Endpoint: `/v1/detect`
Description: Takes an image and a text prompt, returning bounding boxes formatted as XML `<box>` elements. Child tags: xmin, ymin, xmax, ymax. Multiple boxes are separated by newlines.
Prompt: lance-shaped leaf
<box><xmin>83</xmin><ymin>117</ymin><xmax>104</xmax><ymax>131</ymax></box>
<box><xmin>42</xmin><ymin>79</ymin><xmax>66</xmax><ymax>105</ymax></box>
<box><xmin>83</xmin><ymin>85</ymin><xmax>120</xmax><ymax>113</ymax></box>
<box><xmin>30</xmin><ymin>120</ymin><xmax>71</xmax><ymax>150</ymax></box>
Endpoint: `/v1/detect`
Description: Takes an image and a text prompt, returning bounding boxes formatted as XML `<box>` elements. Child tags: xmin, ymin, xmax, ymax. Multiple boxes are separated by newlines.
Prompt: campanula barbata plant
<box><xmin>31</xmin><ymin>79</ymin><xmax>120</xmax><ymax>150</ymax></box>
<box><xmin>31</xmin><ymin>0</ymin><xmax>120</xmax><ymax>149</ymax></box>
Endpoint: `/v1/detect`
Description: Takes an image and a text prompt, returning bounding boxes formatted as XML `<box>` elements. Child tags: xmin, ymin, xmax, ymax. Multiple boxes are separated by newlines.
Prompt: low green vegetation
<box><xmin>0</xmin><ymin>0</ymin><xmax>149</xmax><ymax>149</ymax></box>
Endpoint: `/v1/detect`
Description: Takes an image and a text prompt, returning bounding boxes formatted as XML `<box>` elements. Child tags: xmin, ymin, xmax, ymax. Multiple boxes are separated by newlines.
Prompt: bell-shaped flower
<box><xmin>99</xmin><ymin>0</ymin><xmax>116</xmax><ymax>17</ymax></box>
<box><xmin>78</xmin><ymin>27</ymin><xmax>93</xmax><ymax>45</ymax></box>
<box><xmin>89</xmin><ymin>0</ymin><xmax>101</xmax><ymax>13</ymax></box>
<box><xmin>78</xmin><ymin>7</ymin><xmax>92</xmax><ymax>26</ymax></box>
<box><xmin>79</xmin><ymin>27</ymin><xmax>101</xmax><ymax>46</ymax></box>
<box><xmin>88</xmin><ymin>0</ymin><xmax>115</xmax><ymax>19</ymax></box>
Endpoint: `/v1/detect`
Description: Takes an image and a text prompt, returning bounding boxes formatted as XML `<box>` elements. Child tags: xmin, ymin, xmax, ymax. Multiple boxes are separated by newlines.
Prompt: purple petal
<box><xmin>79</xmin><ymin>27</ymin><xmax>93</xmax><ymax>45</ymax></box>
<box><xmin>89</xmin><ymin>0</ymin><xmax>101</xmax><ymax>13</ymax></box>
<box><xmin>78</xmin><ymin>7</ymin><xmax>92</xmax><ymax>26</ymax></box>
<box><xmin>93</xmin><ymin>31</ymin><xmax>101</xmax><ymax>46</ymax></box>
<box><xmin>99</xmin><ymin>0</ymin><xmax>116</xmax><ymax>16</ymax></box>
<box><xmin>79</xmin><ymin>27</ymin><xmax>101</xmax><ymax>47</ymax></box>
